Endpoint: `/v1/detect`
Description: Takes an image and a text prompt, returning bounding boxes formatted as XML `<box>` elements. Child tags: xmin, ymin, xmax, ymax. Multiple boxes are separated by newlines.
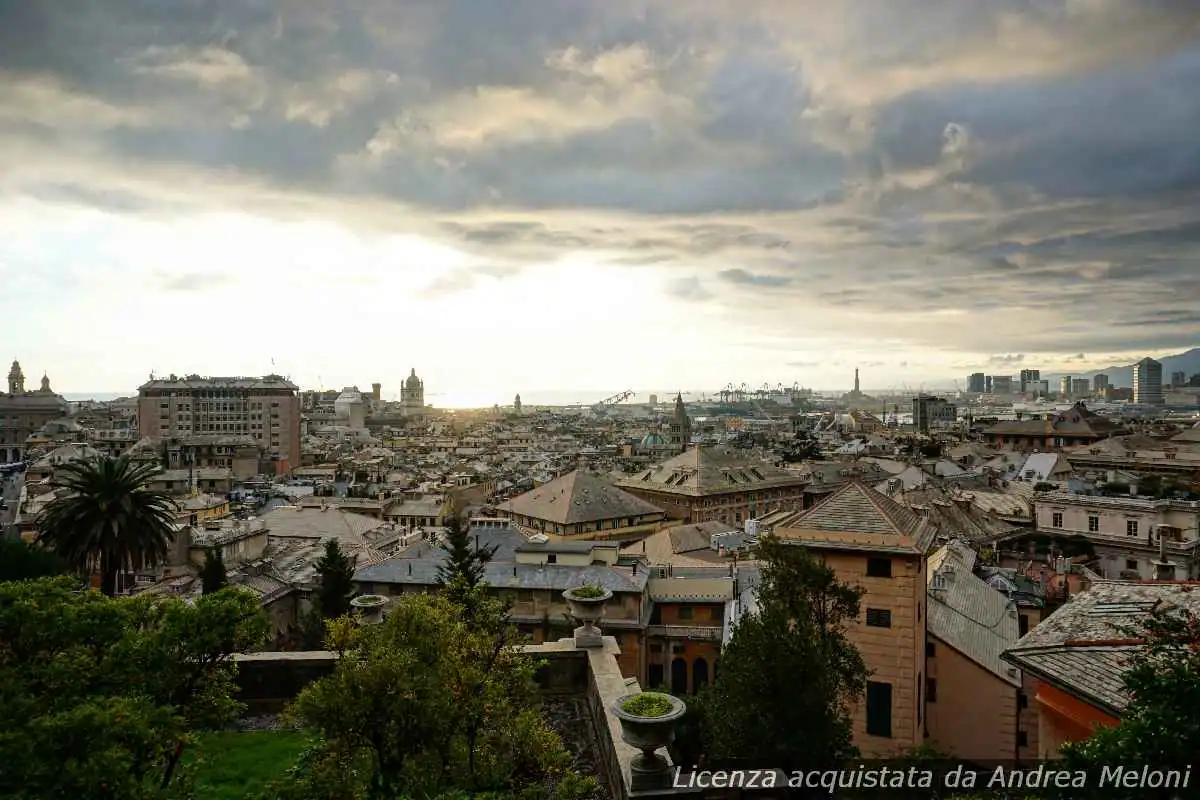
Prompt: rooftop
<box><xmin>498</xmin><ymin>470</ymin><xmax>665</xmax><ymax>525</ymax></box>
<box><xmin>617</xmin><ymin>446</ymin><xmax>805</xmax><ymax>497</ymax></box>
<box><xmin>773</xmin><ymin>480</ymin><xmax>937</xmax><ymax>556</ymax></box>
<box><xmin>139</xmin><ymin>374</ymin><xmax>298</xmax><ymax>391</ymax></box>
<box><xmin>1003</xmin><ymin>580</ymin><xmax>1200</xmax><ymax>715</ymax></box>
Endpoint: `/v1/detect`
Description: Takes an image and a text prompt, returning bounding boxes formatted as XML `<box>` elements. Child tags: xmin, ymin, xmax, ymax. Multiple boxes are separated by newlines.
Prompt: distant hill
<box><xmin>1043</xmin><ymin>347</ymin><xmax>1200</xmax><ymax>387</ymax></box>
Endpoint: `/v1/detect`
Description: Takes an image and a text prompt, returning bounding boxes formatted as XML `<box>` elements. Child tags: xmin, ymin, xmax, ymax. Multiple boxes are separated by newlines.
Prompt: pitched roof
<box><xmin>496</xmin><ymin>470</ymin><xmax>664</xmax><ymax>525</ymax></box>
<box><xmin>927</xmin><ymin>541</ymin><xmax>1021</xmax><ymax>686</ymax></box>
<box><xmin>1002</xmin><ymin>580</ymin><xmax>1200</xmax><ymax>715</ymax></box>
<box><xmin>773</xmin><ymin>480</ymin><xmax>937</xmax><ymax>555</ymax></box>
<box><xmin>617</xmin><ymin>446</ymin><xmax>807</xmax><ymax>497</ymax></box>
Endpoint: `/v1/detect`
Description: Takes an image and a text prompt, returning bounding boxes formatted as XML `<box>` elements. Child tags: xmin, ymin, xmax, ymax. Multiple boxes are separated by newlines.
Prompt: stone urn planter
<box><xmin>350</xmin><ymin>594</ymin><xmax>388</xmax><ymax>625</ymax></box>
<box><xmin>613</xmin><ymin>692</ymin><xmax>687</xmax><ymax>777</ymax></box>
<box><xmin>562</xmin><ymin>585</ymin><xmax>612</xmax><ymax>647</ymax></box>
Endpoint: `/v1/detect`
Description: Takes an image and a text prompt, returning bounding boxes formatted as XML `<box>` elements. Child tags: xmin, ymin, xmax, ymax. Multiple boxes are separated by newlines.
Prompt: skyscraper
<box><xmin>1059</xmin><ymin>376</ymin><xmax>1072</xmax><ymax>398</ymax></box>
<box><xmin>1132</xmin><ymin>358</ymin><xmax>1164</xmax><ymax>405</ymax></box>
<box><xmin>1019</xmin><ymin>369</ymin><xmax>1041</xmax><ymax>393</ymax></box>
<box><xmin>1171</xmin><ymin>371</ymin><xmax>1187</xmax><ymax>387</ymax></box>
<box><xmin>967</xmin><ymin>373</ymin><xmax>986</xmax><ymax>393</ymax></box>
<box><xmin>1093</xmin><ymin>374</ymin><xmax>1110</xmax><ymax>392</ymax></box>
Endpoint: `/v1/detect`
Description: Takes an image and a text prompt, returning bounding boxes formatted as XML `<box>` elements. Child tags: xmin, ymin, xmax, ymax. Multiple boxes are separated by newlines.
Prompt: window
<box><xmin>1018</xmin><ymin>691</ymin><xmax>1028</xmax><ymax>710</ymax></box>
<box><xmin>1052</xmin><ymin>512</ymin><xmax>1063</xmax><ymax>528</ymax></box>
<box><xmin>678</xmin><ymin>607</ymin><xmax>694</xmax><ymax>621</ymax></box>
<box><xmin>866</xmin><ymin>557</ymin><xmax>892</xmax><ymax>578</ymax></box>
<box><xmin>1019</xmin><ymin>613</ymin><xmax>1030</xmax><ymax>637</ymax></box>
<box><xmin>865</xmin><ymin>608</ymin><xmax>892</xmax><ymax>628</ymax></box>
<box><xmin>926</xmin><ymin>641</ymin><xmax>936</xmax><ymax>657</ymax></box>
<box><xmin>546</xmin><ymin>554</ymin><xmax>557</xmax><ymax>564</ymax></box>
<box><xmin>917</xmin><ymin>679</ymin><xmax>922</xmax><ymax>725</ymax></box>
<box><xmin>1088</xmin><ymin>516</ymin><xmax>1099</xmax><ymax>532</ymax></box>
<box><xmin>925</xmin><ymin>677</ymin><xmax>937</xmax><ymax>703</ymax></box>
<box><xmin>1017</xmin><ymin>731</ymin><xmax>1028</xmax><ymax>748</ymax></box>
<box><xmin>1126</xmin><ymin>559</ymin><xmax>1138</xmax><ymax>572</ymax></box>
<box><xmin>866</xmin><ymin>682</ymin><xmax>893</xmax><ymax>737</ymax></box>
<box><xmin>1126</xmin><ymin>520</ymin><xmax>1139</xmax><ymax>537</ymax></box>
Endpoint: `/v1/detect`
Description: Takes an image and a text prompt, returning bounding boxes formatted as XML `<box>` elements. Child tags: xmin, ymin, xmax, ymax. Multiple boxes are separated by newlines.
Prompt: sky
<box><xmin>2</xmin><ymin>1</ymin><xmax>1199</xmax><ymax>403</ymax></box>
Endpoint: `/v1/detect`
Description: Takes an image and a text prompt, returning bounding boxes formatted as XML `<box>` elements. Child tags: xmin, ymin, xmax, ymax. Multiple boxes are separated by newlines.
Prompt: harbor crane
<box><xmin>591</xmin><ymin>390</ymin><xmax>635</xmax><ymax>416</ymax></box>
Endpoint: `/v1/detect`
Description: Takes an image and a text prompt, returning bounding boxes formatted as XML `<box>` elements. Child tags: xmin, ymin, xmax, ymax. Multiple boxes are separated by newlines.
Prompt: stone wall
<box><xmin>229</xmin><ymin>637</ymin><xmax>690</xmax><ymax>800</ymax></box>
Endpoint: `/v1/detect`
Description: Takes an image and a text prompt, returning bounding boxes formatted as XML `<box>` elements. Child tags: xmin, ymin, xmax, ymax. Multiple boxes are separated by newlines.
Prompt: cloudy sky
<box><xmin>3</xmin><ymin>0</ymin><xmax>1199</xmax><ymax>403</ymax></box>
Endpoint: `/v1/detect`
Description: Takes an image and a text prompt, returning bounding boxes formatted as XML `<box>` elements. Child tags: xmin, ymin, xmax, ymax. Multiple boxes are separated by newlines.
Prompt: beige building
<box><xmin>925</xmin><ymin>542</ymin><xmax>1029</xmax><ymax>761</ymax></box>
<box><xmin>497</xmin><ymin>470</ymin><xmax>669</xmax><ymax>540</ymax></box>
<box><xmin>1</xmin><ymin>361</ymin><xmax>70</xmax><ymax>463</ymax></box>
<box><xmin>772</xmin><ymin>481</ymin><xmax>936</xmax><ymax>756</ymax></box>
<box><xmin>137</xmin><ymin>374</ymin><xmax>301</xmax><ymax>470</ymax></box>
<box><xmin>617</xmin><ymin>446</ymin><xmax>808</xmax><ymax>525</ymax></box>
<box><xmin>1034</xmin><ymin>490</ymin><xmax>1200</xmax><ymax>580</ymax></box>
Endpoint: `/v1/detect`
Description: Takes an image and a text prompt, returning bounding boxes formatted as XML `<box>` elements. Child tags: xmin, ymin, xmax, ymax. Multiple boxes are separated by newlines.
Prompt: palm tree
<box><xmin>37</xmin><ymin>455</ymin><xmax>179</xmax><ymax>596</ymax></box>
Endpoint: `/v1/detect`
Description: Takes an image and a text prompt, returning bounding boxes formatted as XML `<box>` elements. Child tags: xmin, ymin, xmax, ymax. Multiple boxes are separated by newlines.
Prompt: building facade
<box><xmin>1132</xmin><ymin>357</ymin><xmax>1164</xmax><ymax>405</ymax></box>
<box><xmin>137</xmin><ymin>374</ymin><xmax>301</xmax><ymax>468</ymax></box>
<box><xmin>771</xmin><ymin>482</ymin><xmax>936</xmax><ymax>756</ymax></box>
<box><xmin>1093</xmin><ymin>374</ymin><xmax>1110</xmax><ymax>393</ymax></box>
<box><xmin>1</xmin><ymin>361</ymin><xmax>70</xmax><ymax>463</ymax></box>
<box><xmin>968</xmin><ymin>373</ymin><xmax>987</xmax><ymax>394</ymax></box>
<box><xmin>912</xmin><ymin>395</ymin><xmax>957</xmax><ymax>433</ymax></box>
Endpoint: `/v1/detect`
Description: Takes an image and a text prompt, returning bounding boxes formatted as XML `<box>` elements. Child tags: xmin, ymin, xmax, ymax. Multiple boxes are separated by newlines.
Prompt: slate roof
<box><xmin>773</xmin><ymin>480</ymin><xmax>938</xmax><ymax>555</ymax></box>
<box><xmin>498</xmin><ymin>470</ymin><xmax>665</xmax><ymax>524</ymax></box>
<box><xmin>353</xmin><ymin>523</ymin><xmax>649</xmax><ymax>594</ymax></box>
<box><xmin>927</xmin><ymin>541</ymin><xmax>1021</xmax><ymax>686</ymax></box>
<box><xmin>983</xmin><ymin>404</ymin><xmax>1126</xmax><ymax>439</ymax></box>
<box><xmin>617</xmin><ymin>447</ymin><xmax>806</xmax><ymax>497</ymax></box>
<box><xmin>1002</xmin><ymin>580</ymin><xmax>1200</xmax><ymax>716</ymax></box>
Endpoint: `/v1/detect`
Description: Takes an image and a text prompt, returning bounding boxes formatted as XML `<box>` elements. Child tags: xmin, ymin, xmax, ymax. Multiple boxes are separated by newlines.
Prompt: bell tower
<box><xmin>8</xmin><ymin>360</ymin><xmax>24</xmax><ymax>394</ymax></box>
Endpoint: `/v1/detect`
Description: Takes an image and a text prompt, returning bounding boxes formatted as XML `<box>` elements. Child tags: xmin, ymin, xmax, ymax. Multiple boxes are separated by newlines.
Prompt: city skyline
<box><xmin>3</xmin><ymin>2</ymin><xmax>1200</xmax><ymax>393</ymax></box>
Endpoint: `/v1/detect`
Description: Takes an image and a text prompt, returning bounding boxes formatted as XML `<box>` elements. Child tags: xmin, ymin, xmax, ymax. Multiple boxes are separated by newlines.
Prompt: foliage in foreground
<box><xmin>262</xmin><ymin>590</ymin><xmax>599</xmax><ymax>800</ymax></box>
<box><xmin>0</xmin><ymin>536</ymin><xmax>68</xmax><ymax>582</ymax></box>
<box><xmin>699</xmin><ymin>534</ymin><xmax>869</xmax><ymax>768</ymax></box>
<box><xmin>0</xmin><ymin>577</ymin><xmax>269</xmax><ymax>800</ymax></box>
<box><xmin>187</xmin><ymin>730</ymin><xmax>313</xmax><ymax>800</ymax></box>
<box><xmin>35</xmin><ymin>455</ymin><xmax>179</xmax><ymax>596</ymax></box>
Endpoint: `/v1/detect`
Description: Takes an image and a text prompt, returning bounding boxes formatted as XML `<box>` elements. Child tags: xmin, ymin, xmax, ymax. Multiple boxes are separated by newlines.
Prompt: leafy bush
<box><xmin>621</xmin><ymin>693</ymin><xmax>674</xmax><ymax>717</ymax></box>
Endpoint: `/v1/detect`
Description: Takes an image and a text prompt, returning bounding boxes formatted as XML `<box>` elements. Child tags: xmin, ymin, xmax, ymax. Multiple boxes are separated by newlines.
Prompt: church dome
<box><xmin>406</xmin><ymin>368</ymin><xmax>422</xmax><ymax>388</ymax></box>
<box><xmin>640</xmin><ymin>433</ymin><xmax>667</xmax><ymax>448</ymax></box>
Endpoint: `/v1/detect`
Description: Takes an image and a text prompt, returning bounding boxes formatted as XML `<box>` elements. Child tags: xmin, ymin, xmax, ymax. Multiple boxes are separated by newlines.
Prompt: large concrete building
<box><xmin>137</xmin><ymin>374</ymin><xmax>301</xmax><ymax>469</ymax></box>
<box><xmin>1</xmin><ymin>360</ymin><xmax>70</xmax><ymax>463</ymax></box>
<box><xmin>1132</xmin><ymin>357</ymin><xmax>1164</xmax><ymax>405</ymax></box>
<box><xmin>496</xmin><ymin>470</ymin><xmax>669</xmax><ymax>540</ymax></box>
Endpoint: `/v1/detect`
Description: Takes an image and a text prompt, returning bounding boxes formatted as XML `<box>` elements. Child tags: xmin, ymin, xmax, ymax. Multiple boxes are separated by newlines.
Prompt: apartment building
<box><xmin>1132</xmin><ymin>357</ymin><xmax>1164</xmax><ymax>405</ymax></box>
<box><xmin>1033</xmin><ymin>490</ymin><xmax>1200</xmax><ymax>580</ymax></box>
<box><xmin>981</xmin><ymin>403</ymin><xmax>1126</xmax><ymax>452</ymax></box>
<box><xmin>771</xmin><ymin>481</ymin><xmax>936</xmax><ymax>756</ymax></box>
<box><xmin>137</xmin><ymin>374</ymin><xmax>301</xmax><ymax>469</ymax></box>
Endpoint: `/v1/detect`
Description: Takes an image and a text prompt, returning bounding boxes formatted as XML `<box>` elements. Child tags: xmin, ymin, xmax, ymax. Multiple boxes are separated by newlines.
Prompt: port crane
<box><xmin>590</xmin><ymin>390</ymin><xmax>635</xmax><ymax>416</ymax></box>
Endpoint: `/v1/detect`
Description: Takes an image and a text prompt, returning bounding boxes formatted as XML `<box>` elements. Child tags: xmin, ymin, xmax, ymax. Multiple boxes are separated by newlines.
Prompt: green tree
<box><xmin>0</xmin><ymin>576</ymin><xmax>269</xmax><ymax>800</ymax></box>
<box><xmin>36</xmin><ymin>455</ymin><xmax>179</xmax><ymax>596</ymax></box>
<box><xmin>0</xmin><ymin>536</ymin><xmax>68</xmax><ymax>582</ymax></box>
<box><xmin>273</xmin><ymin>589</ymin><xmax>595</xmax><ymax>800</ymax></box>
<box><xmin>701</xmin><ymin>534</ymin><xmax>868</xmax><ymax>769</ymax></box>
<box><xmin>1056</xmin><ymin>606</ymin><xmax>1200</xmax><ymax>800</ymax></box>
<box><xmin>200</xmin><ymin>547</ymin><xmax>228</xmax><ymax>594</ymax></box>
<box><xmin>435</xmin><ymin>514</ymin><xmax>498</xmax><ymax>603</ymax></box>
<box><xmin>314</xmin><ymin>538</ymin><xmax>355</xmax><ymax>620</ymax></box>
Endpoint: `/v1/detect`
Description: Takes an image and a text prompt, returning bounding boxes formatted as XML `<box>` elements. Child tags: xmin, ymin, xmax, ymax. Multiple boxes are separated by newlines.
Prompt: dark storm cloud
<box><xmin>2</xmin><ymin>0</ymin><xmax>1200</xmax><ymax>357</ymax></box>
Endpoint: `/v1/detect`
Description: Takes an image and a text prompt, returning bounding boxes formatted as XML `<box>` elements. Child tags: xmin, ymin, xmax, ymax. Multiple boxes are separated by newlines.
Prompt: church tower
<box><xmin>8</xmin><ymin>360</ymin><xmax>24</xmax><ymax>394</ymax></box>
<box><xmin>854</xmin><ymin>368</ymin><xmax>860</xmax><ymax>394</ymax></box>
<box><xmin>514</xmin><ymin>393</ymin><xmax>522</xmax><ymax>415</ymax></box>
<box><xmin>668</xmin><ymin>392</ymin><xmax>692</xmax><ymax>453</ymax></box>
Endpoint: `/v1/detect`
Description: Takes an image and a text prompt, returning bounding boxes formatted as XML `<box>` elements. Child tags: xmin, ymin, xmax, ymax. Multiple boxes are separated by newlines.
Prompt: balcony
<box><xmin>646</xmin><ymin>624</ymin><xmax>724</xmax><ymax>641</ymax></box>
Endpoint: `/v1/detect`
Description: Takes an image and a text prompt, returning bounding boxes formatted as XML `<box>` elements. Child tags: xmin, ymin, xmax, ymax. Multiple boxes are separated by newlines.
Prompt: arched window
<box><xmin>671</xmin><ymin>657</ymin><xmax>688</xmax><ymax>694</ymax></box>
<box><xmin>693</xmin><ymin>657</ymin><xmax>709</xmax><ymax>692</ymax></box>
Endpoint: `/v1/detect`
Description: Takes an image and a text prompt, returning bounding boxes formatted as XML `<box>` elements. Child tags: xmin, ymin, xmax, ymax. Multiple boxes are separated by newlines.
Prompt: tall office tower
<box><xmin>137</xmin><ymin>373</ymin><xmax>301</xmax><ymax>466</ymax></box>
<box><xmin>991</xmin><ymin>375</ymin><xmax>1013</xmax><ymax>394</ymax></box>
<box><xmin>1171</xmin><ymin>371</ymin><xmax>1187</xmax><ymax>388</ymax></box>
<box><xmin>1060</xmin><ymin>376</ymin><xmax>1073</xmax><ymax>398</ymax></box>
<box><xmin>968</xmin><ymin>373</ymin><xmax>986</xmax><ymax>393</ymax></box>
<box><xmin>1093</xmin><ymin>374</ymin><xmax>1110</xmax><ymax>392</ymax></box>
<box><xmin>1071</xmin><ymin>378</ymin><xmax>1090</xmax><ymax>396</ymax></box>
<box><xmin>985</xmin><ymin>375</ymin><xmax>994</xmax><ymax>394</ymax></box>
<box><xmin>1132</xmin><ymin>358</ymin><xmax>1164</xmax><ymax>405</ymax></box>
<box><xmin>1019</xmin><ymin>369</ymin><xmax>1041</xmax><ymax>393</ymax></box>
